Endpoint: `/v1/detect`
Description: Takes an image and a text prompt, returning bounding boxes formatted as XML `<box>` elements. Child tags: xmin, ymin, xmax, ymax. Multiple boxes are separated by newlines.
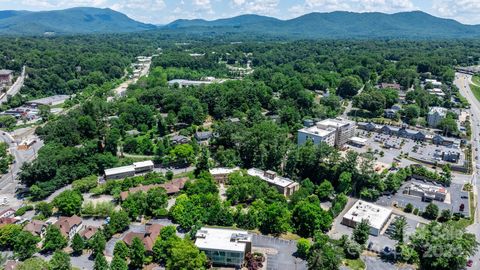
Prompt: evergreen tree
<box><xmin>110</xmin><ymin>255</ymin><xmax>128</xmax><ymax>270</ymax></box>
<box><xmin>353</xmin><ymin>219</ymin><xmax>370</xmax><ymax>246</ymax></box>
<box><xmin>49</xmin><ymin>251</ymin><xmax>71</xmax><ymax>270</ymax></box>
<box><xmin>71</xmin><ymin>233</ymin><xmax>85</xmax><ymax>255</ymax></box>
<box><xmin>129</xmin><ymin>237</ymin><xmax>145</xmax><ymax>269</ymax></box>
<box><xmin>43</xmin><ymin>225</ymin><xmax>67</xmax><ymax>253</ymax></box>
<box><xmin>113</xmin><ymin>240</ymin><xmax>129</xmax><ymax>260</ymax></box>
<box><xmin>94</xmin><ymin>253</ymin><xmax>109</xmax><ymax>270</ymax></box>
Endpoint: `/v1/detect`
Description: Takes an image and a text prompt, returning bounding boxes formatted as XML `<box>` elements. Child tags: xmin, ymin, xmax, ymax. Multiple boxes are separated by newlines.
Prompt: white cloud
<box><xmin>229</xmin><ymin>0</ymin><xmax>279</xmax><ymax>15</ymax></box>
<box><xmin>432</xmin><ymin>0</ymin><xmax>480</xmax><ymax>24</ymax></box>
<box><xmin>289</xmin><ymin>0</ymin><xmax>415</xmax><ymax>18</ymax></box>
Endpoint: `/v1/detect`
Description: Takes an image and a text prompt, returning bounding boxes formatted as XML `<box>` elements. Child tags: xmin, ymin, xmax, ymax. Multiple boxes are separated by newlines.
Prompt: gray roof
<box><xmin>194</xmin><ymin>131</ymin><xmax>212</xmax><ymax>141</ymax></box>
<box><xmin>0</xmin><ymin>70</ymin><xmax>13</xmax><ymax>75</ymax></box>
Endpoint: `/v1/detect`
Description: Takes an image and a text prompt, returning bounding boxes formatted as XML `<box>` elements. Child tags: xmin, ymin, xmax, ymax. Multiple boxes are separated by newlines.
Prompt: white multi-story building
<box><xmin>298</xmin><ymin>118</ymin><xmax>355</xmax><ymax>147</ymax></box>
<box><xmin>297</xmin><ymin>125</ymin><xmax>336</xmax><ymax>147</ymax></box>
<box><xmin>427</xmin><ymin>107</ymin><xmax>447</xmax><ymax>127</ymax></box>
<box><xmin>342</xmin><ymin>200</ymin><xmax>392</xmax><ymax>236</ymax></box>
<box><xmin>195</xmin><ymin>228</ymin><xmax>252</xmax><ymax>268</ymax></box>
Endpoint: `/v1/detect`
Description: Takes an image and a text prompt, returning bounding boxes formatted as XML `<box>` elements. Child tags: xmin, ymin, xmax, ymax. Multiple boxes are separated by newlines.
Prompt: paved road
<box><xmin>456</xmin><ymin>72</ymin><xmax>480</xmax><ymax>268</ymax></box>
<box><xmin>0</xmin><ymin>66</ymin><xmax>26</xmax><ymax>104</ymax></box>
<box><xmin>0</xmin><ymin>130</ymin><xmax>43</xmax><ymax>208</ymax></box>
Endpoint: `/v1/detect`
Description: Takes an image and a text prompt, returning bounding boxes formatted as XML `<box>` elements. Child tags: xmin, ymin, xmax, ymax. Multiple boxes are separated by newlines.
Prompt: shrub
<box><xmin>15</xmin><ymin>205</ymin><xmax>34</xmax><ymax>216</ymax></box>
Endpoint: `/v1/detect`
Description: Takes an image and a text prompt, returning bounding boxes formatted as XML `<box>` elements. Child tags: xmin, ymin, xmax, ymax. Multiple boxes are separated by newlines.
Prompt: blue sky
<box><xmin>1</xmin><ymin>0</ymin><xmax>479</xmax><ymax>25</ymax></box>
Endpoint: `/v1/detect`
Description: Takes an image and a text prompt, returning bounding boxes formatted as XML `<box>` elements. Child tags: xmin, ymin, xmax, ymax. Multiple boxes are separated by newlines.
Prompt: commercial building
<box><xmin>427</xmin><ymin>107</ymin><xmax>447</xmax><ymax>127</ymax></box>
<box><xmin>25</xmin><ymin>95</ymin><xmax>70</xmax><ymax>107</ymax></box>
<box><xmin>168</xmin><ymin>77</ymin><xmax>226</xmax><ymax>88</ymax></box>
<box><xmin>405</xmin><ymin>182</ymin><xmax>447</xmax><ymax>202</ymax></box>
<box><xmin>209</xmin><ymin>167</ymin><xmax>240</xmax><ymax>184</ymax></box>
<box><xmin>317</xmin><ymin>118</ymin><xmax>356</xmax><ymax>147</ymax></box>
<box><xmin>133</xmin><ymin>160</ymin><xmax>154</xmax><ymax>173</ymax></box>
<box><xmin>195</xmin><ymin>227</ymin><xmax>252</xmax><ymax>268</ymax></box>
<box><xmin>349</xmin><ymin>137</ymin><xmax>368</xmax><ymax>147</ymax></box>
<box><xmin>425</xmin><ymin>79</ymin><xmax>442</xmax><ymax>87</ymax></box>
<box><xmin>247</xmin><ymin>168</ymin><xmax>300</xmax><ymax>196</ymax></box>
<box><xmin>297</xmin><ymin>125</ymin><xmax>336</xmax><ymax>147</ymax></box>
<box><xmin>298</xmin><ymin>118</ymin><xmax>355</xmax><ymax>147</ymax></box>
<box><xmin>104</xmin><ymin>165</ymin><xmax>135</xmax><ymax>180</ymax></box>
<box><xmin>442</xmin><ymin>151</ymin><xmax>461</xmax><ymax>163</ymax></box>
<box><xmin>342</xmin><ymin>200</ymin><xmax>392</xmax><ymax>236</ymax></box>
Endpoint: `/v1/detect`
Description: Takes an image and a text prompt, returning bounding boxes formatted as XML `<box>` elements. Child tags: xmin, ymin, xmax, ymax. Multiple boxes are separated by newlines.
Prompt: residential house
<box><xmin>79</xmin><ymin>225</ymin><xmax>98</xmax><ymax>240</ymax></box>
<box><xmin>170</xmin><ymin>135</ymin><xmax>190</xmax><ymax>145</ymax></box>
<box><xmin>24</xmin><ymin>220</ymin><xmax>47</xmax><ymax>238</ymax></box>
<box><xmin>54</xmin><ymin>215</ymin><xmax>83</xmax><ymax>240</ymax></box>
<box><xmin>0</xmin><ymin>208</ymin><xmax>15</xmax><ymax>218</ymax></box>
<box><xmin>209</xmin><ymin>167</ymin><xmax>240</xmax><ymax>184</ymax></box>
<box><xmin>247</xmin><ymin>168</ymin><xmax>300</xmax><ymax>196</ymax></box>
<box><xmin>123</xmin><ymin>223</ymin><xmax>163</xmax><ymax>252</ymax></box>
<box><xmin>120</xmin><ymin>177</ymin><xmax>189</xmax><ymax>200</ymax></box>
<box><xmin>0</xmin><ymin>70</ymin><xmax>13</xmax><ymax>85</ymax></box>
<box><xmin>380</xmin><ymin>83</ymin><xmax>401</xmax><ymax>90</ymax></box>
<box><xmin>194</xmin><ymin>131</ymin><xmax>213</xmax><ymax>144</ymax></box>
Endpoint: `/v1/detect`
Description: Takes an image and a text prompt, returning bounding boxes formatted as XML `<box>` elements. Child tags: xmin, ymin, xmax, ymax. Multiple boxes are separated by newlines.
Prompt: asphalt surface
<box><xmin>251</xmin><ymin>234</ymin><xmax>307</xmax><ymax>270</ymax></box>
<box><xmin>456</xmin><ymin>72</ymin><xmax>480</xmax><ymax>268</ymax></box>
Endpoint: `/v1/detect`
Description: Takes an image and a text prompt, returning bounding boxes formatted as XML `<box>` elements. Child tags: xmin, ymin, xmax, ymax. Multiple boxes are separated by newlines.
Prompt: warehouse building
<box><xmin>104</xmin><ymin>165</ymin><xmax>135</xmax><ymax>180</ymax></box>
<box><xmin>342</xmin><ymin>200</ymin><xmax>392</xmax><ymax>236</ymax></box>
<box><xmin>133</xmin><ymin>160</ymin><xmax>154</xmax><ymax>173</ymax></box>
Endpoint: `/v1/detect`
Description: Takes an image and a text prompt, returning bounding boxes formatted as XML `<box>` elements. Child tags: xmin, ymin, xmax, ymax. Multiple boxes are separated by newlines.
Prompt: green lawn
<box><xmin>473</xmin><ymin>75</ymin><xmax>480</xmax><ymax>86</ymax></box>
<box><xmin>343</xmin><ymin>259</ymin><xmax>366</xmax><ymax>270</ymax></box>
<box><xmin>470</xmin><ymin>83</ymin><xmax>480</xmax><ymax>102</ymax></box>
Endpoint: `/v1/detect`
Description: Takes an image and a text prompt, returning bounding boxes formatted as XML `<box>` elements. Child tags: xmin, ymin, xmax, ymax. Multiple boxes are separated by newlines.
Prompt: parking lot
<box><xmin>377</xmin><ymin>180</ymin><xmax>470</xmax><ymax>217</ymax></box>
<box><xmin>251</xmin><ymin>234</ymin><xmax>306</xmax><ymax>270</ymax></box>
<box><xmin>347</xmin><ymin>131</ymin><xmax>417</xmax><ymax>169</ymax></box>
<box><xmin>350</xmin><ymin>130</ymin><xmax>464</xmax><ymax>168</ymax></box>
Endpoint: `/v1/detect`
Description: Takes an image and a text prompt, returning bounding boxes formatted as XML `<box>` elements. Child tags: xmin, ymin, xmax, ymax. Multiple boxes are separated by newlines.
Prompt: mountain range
<box><xmin>0</xmin><ymin>7</ymin><xmax>479</xmax><ymax>39</ymax></box>
<box><xmin>165</xmin><ymin>11</ymin><xmax>480</xmax><ymax>39</ymax></box>
<box><xmin>0</xmin><ymin>7</ymin><xmax>155</xmax><ymax>35</ymax></box>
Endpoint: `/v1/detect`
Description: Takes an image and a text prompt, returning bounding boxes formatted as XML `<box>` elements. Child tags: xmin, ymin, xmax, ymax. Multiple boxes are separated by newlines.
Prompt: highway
<box><xmin>455</xmin><ymin>72</ymin><xmax>480</xmax><ymax>267</ymax></box>
<box><xmin>0</xmin><ymin>66</ymin><xmax>26</xmax><ymax>104</ymax></box>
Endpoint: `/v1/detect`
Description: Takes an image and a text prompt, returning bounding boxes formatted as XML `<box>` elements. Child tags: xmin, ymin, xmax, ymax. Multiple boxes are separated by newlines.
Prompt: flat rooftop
<box><xmin>343</xmin><ymin>200</ymin><xmax>392</xmax><ymax>230</ymax></box>
<box><xmin>26</xmin><ymin>95</ymin><xmax>70</xmax><ymax>105</ymax></box>
<box><xmin>247</xmin><ymin>168</ymin><xmax>295</xmax><ymax>188</ymax></box>
<box><xmin>133</xmin><ymin>160</ymin><xmax>154</xmax><ymax>168</ymax></box>
<box><xmin>318</xmin><ymin>118</ymin><xmax>354</xmax><ymax>128</ymax></box>
<box><xmin>209</xmin><ymin>167</ymin><xmax>240</xmax><ymax>175</ymax></box>
<box><xmin>299</xmin><ymin>126</ymin><xmax>335</xmax><ymax>137</ymax></box>
<box><xmin>104</xmin><ymin>165</ymin><xmax>134</xmax><ymax>176</ymax></box>
<box><xmin>195</xmin><ymin>227</ymin><xmax>251</xmax><ymax>252</ymax></box>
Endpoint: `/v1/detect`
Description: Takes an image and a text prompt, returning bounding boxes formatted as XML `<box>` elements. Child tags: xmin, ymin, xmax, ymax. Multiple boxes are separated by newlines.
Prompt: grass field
<box><xmin>473</xmin><ymin>75</ymin><xmax>480</xmax><ymax>86</ymax></box>
<box><xmin>343</xmin><ymin>259</ymin><xmax>366</xmax><ymax>270</ymax></box>
<box><xmin>470</xmin><ymin>83</ymin><xmax>480</xmax><ymax>102</ymax></box>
